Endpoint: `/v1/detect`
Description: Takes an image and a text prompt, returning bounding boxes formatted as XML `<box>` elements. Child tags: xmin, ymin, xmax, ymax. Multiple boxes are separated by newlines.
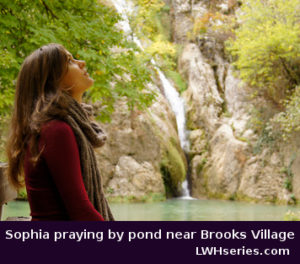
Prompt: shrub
<box><xmin>226</xmin><ymin>0</ymin><xmax>300</xmax><ymax>104</ymax></box>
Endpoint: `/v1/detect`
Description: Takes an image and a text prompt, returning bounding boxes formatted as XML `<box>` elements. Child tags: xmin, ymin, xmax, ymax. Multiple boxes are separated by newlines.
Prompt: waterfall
<box><xmin>156</xmin><ymin>71</ymin><xmax>193</xmax><ymax>200</ymax></box>
<box><xmin>111</xmin><ymin>0</ymin><xmax>193</xmax><ymax>199</ymax></box>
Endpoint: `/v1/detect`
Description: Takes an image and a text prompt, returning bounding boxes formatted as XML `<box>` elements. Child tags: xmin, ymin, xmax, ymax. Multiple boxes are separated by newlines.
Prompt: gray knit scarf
<box><xmin>61</xmin><ymin>94</ymin><xmax>114</xmax><ymax>221</ymax></box>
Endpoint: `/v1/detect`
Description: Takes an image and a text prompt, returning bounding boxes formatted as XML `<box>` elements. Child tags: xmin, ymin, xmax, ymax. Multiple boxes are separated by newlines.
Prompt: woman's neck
<box><xmin>71</xmin><ymin>92</ymin><xmax>83</xmax><ymax>103</ymax></box>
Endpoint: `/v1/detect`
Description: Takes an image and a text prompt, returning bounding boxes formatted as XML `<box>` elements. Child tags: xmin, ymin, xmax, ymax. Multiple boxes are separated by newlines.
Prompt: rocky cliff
<box><xmin>96</xmin><ymin>84</ymin><xmax>187</xmax><ymax>201</ymax></box>
<box><xmin>97</xmin><ymin>0</ymin><xmax>300</xmax><ymax>204</ymax></box>
<box><xmin>173</xmin><ymin>0</ymin><xmax>299</xmax><ymax>204</ymax></box>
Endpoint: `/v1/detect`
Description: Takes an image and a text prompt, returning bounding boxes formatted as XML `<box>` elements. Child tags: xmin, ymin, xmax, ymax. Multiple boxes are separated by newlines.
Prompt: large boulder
<box><xmin>96</xmin><ymin>85</ymin><xmax>187</xmax><ymax>200</ymax></box>
<box><xmin>191</xmin><ymin>124</ymin><xmax>248</xmax><ymax>198</ymax></box>
<box><xmin>237</xmin><ymin>150</ymin><xmax>290</xmax><ymax>203</ymax></box>
<box><xmin>106</xmin><ymin>156</ymin><xmax>165</xmax><ymax>199</ymax></box>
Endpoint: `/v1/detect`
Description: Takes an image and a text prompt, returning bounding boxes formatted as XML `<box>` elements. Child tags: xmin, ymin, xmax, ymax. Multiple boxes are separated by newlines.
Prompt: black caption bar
<box><xmin>0</xmin><ymin>221</ymin><xmax>299</xmax><ymax>263</ymax></box>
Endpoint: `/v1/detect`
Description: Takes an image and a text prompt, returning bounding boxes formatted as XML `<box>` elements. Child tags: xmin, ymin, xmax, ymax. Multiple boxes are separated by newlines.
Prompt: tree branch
<box><xmin>41</xmin><ymin>0</ymin><xmax>58</xmax><ymax>19</ymax></box>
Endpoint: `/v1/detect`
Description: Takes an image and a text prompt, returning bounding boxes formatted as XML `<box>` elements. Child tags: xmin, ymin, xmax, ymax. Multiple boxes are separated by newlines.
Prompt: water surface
<box><xmin>2</xmin><ymin>198</ymin><xmax>300</xmax><ymax>221</ymax></box>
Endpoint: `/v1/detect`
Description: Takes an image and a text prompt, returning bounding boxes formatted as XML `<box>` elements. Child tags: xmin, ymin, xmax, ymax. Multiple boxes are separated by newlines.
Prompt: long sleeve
<box><xmin>40</xmin><ymin>120</ymin><xmax>104</xmax><ymax>221</ymax></box>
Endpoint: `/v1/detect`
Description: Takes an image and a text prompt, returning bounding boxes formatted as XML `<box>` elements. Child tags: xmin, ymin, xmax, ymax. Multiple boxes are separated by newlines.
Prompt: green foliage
<box><xmin>280</xmin><ymin>152</ymin><xmax>296</xmax><ymax>195</ymax></box>
<box><xmin>165</xmin><ymin>70</ymin><xmax>187</xmax><ymax>93</ymax></box>
<box><xmin>189</xmin><ymin>11</ymin><xmax>235</xmax><ymax>42</ymax></box>
<box><xmin>226</xmin><ymin>0</ymin><xmax>300</xmax><ymax>103</ymax></box>
<box><xmin>284</xmin><ymin>211</ymin><xmax>300</xmax><ymax>221</ymax></box>
<box><xmin>144</xmin><ymin>35</ymin><xmax>177</xmax><ymax>69</ymax></box>
<box><xmin>130</xmin><ymin>0</ymin><xmax>165</xmax><ymax>41</ymax></box>
<box><xmin>0</xmin><ymin>114</ymin><xmax>10</xmax><ymax>161</ymax></box>
<box><xmin>17</xmin><ymin>188</ymin><xmax>27</xmax><ymax>200</ymax></box>
<box><xmin>252</xmin><ymin>125</ymin><xmax>279</xmax><ymax>154</ymax></box>
<box><xmin>0</xmin><ymin>0</ymin><xmax>156</xmax><ymax>121</ymax></box>
<box><xmin>247</xmin><ymin>106</ymin><xmax>266</xmax><ymax>134</ymax></box>
<box><xmin>196</xmin><ymin>158</ymin><xmax>207</xmax><ymax>175</ymax></box>
<box><xmin>272</xmin><ymin>86</ymin><xmax>300</xmax><ymax>140</ymax></box>
<box><xmin>129</xmin><ymin>0</ymin><xmax>186</xmax><ymax>88</ymax></box>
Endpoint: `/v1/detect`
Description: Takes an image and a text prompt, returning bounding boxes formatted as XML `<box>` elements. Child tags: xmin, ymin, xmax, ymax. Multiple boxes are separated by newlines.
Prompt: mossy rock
<box><xmin>186</xmin><ymin>108</ymin><xmax>198</xmax><ymax>131</ymax></box>
<box><xmin>147</xmin><ymin>111</ymin><xmax>187</xmax><ymax>198</ymax></box>
<box><xmin>165</xmin><ymin>70</ymin><xmax>187</xmax><ymax>94</ymax></box>
<box><xmin>160</xmin><ymin>141</ymin><xmax>186</xmax><ymax>197</ymax></box>
<box><xmin>284</xmin><ymin>211</ymin><xmax>300</xmax><ymax>221</ymax></box>
<box><xmin>235</xmin><ymin>192</ymin><xmax>291</xmax><ymax>205</ymax></box>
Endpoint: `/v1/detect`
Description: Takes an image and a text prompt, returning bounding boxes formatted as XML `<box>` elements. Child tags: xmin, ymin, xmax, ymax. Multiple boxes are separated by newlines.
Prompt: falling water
<box><xmin>112</xmin><ymin>0</ymin><xmax>192</xmax><ymax>199</ymax></box>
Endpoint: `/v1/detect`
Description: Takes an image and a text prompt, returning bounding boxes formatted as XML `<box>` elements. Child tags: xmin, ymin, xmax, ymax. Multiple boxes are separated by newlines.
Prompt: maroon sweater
<box><xmin>24</xmin><ymin>120</ymin><xmax>104</xmax><ymax>221</ymax></box>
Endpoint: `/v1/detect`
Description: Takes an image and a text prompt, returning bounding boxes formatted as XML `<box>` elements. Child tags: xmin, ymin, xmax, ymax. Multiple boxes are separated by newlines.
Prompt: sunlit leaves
<box><xmin>226</xmin><ymin>0</ymin><xmax>300</xmax><ymax>102</ymax></box>
<box><xmin>227</xmin><ymin>0</ymin><xmax>300</xmax><ymax>139</ymax></box>
<box><xmin>272</xmin><ymin>86</ymin><xmax>300</xmax><ymax>140</ymax></box>
<box><xmin>0</xmin><ymin>0</ymin><xmax>155</xmax><ymax>121</ymax></box>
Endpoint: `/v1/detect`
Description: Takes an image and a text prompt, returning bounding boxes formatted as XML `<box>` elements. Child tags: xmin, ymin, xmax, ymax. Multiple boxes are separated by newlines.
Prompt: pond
<box><xmin>2</xmin><ymin>198</ymin><xmax>300</xmax><ymax>221</ymax></box>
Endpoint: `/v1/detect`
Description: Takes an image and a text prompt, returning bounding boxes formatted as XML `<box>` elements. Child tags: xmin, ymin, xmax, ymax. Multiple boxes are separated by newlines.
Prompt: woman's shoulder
<box><xmin>41</xmin><ymin>120</ymin><xmax>73</xmax><ymax>139</ymax></box>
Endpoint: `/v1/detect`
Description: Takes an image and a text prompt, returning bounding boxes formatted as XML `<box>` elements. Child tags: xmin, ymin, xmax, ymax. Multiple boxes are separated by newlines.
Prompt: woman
<box><xmin>6</xmin><ymin>43</ymin><xmax>114</xmax><ymax>221</ymax></box>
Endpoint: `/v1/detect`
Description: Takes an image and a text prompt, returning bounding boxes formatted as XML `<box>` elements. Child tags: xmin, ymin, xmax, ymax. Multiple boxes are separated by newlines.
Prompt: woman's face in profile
<box><xmin>60</xmin><ymin>51</ymin><xmax>94</xmax><ymax>96</ymax></box>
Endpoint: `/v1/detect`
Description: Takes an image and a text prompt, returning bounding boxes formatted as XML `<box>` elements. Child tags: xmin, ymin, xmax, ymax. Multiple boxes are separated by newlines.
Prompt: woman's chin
<box><xmin>86</xmin><ymin>77</ymin><xmax>94</xmax><ymax>88</ymax></box>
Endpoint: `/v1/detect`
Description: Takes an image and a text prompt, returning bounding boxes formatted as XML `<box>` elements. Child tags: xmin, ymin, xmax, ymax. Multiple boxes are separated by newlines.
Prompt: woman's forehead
<box><xmin>65</xmin><ymin>51</ymin><xmax>72</xmax><ymax>57</ymax></box>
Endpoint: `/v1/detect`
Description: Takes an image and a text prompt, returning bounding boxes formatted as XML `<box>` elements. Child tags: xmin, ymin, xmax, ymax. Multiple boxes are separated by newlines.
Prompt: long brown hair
<box><xmin>6</xmin><ymin>43</ymin><xmax>70</xmax><ymax>189</ymax></box>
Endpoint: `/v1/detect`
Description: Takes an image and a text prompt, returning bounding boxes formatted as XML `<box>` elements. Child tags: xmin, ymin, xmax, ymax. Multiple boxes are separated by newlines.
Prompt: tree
<box><xmin>128</xmin><ymin>0</ymin><xmax>187</xmax><ymax>92</ymax></box>
<box><xmin>0</xmin><ymin>0</ymin><xmax>156</xmax><ymax>121</ymax></box>
<box><xmin>226</xmin><ymin>0</ymin><xmax>300</xmax><ymax>104</ymax></box>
